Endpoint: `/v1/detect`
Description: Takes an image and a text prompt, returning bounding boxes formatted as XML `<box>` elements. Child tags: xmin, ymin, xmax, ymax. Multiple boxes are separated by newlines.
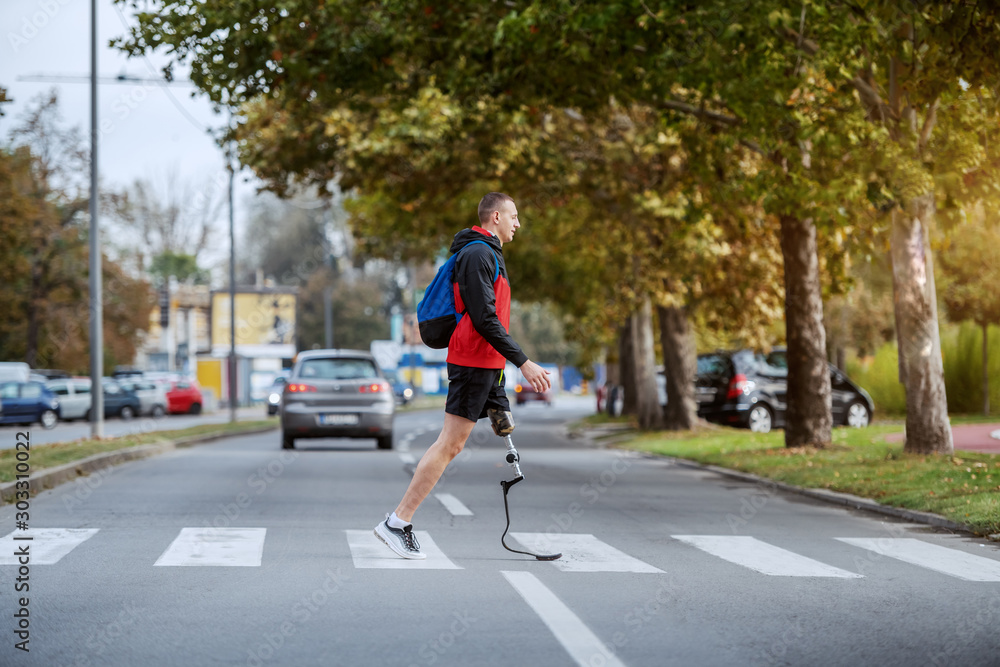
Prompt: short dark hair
<box><xmin>478</xmin><ymin>192</ymin><xmax>514</xmax><ymax>224</ymax></box>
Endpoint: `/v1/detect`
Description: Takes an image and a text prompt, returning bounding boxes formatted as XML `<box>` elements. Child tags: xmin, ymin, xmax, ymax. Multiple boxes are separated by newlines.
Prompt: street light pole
<box><xmin>228</xmin><ymin>140</ymin><xmax>237</xmax><ymax>424</ymax></box>
<box><xmin>89</xmin><ymin>0</ymin><xmax>104</xmax><ymax>438</ymax></box>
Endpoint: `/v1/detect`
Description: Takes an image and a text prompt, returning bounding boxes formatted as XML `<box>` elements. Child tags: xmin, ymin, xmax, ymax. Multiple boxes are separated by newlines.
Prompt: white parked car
<box><xmin>118</xmin><ymin>379</ymin><xmax>168</xmax><ymax>417</ymax></box>
<box><xmin>45</xmin><ymin>377</ymin><xmax>93</xmax><ymax>421</ymax></box>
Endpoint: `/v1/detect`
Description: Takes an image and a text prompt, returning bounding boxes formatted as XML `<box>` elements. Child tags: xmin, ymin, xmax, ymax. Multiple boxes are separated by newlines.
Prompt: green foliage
<box><xmin>0</xmin><ymin>94</ymin><xmax>152</xmax><ymax>373</ymax></box>
<box><xmin>508</xmin><ymin>301</ymin><xmax>581</xmax><ymax>367</ymax></box>
<box><xmin>846</xmin><ymin>344</ymin><xmax>908</xmax><ymax>417</ymax></box>
<box><xmin>937</xmin><ymin>219</ymin><xmax>1000</xmax><ymax>328</ymax></box>
<box><xmin>848</xmin><ymin>323</ymin><xmax>1000</xmax><ymax>416</ymax></box>
<box><xmin>296</xmin><ymin>271</ymin><xmax>390</xmax><ymax>351</ymax></box>
<box><xmin>941</xmin><ymin>322</ymin><xmax>1000</xmax><ymax>415</ymax></box>
<box><xmin>149</xmin><ymin>252</ymin><xmax>207</xmax><ymax>285</ymax></box>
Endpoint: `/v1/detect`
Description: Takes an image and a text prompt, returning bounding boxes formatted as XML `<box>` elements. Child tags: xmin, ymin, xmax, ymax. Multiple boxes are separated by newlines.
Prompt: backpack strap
<box><xmin>461</xmin><ymin>239</ymin><xmax>500</xmax><ymax>282</ymax></box>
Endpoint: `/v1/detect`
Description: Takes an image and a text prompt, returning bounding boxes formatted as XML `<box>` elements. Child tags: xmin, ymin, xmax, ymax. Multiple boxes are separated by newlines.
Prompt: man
<box><xmin>374</xmin><ymin>192</ymin><xmax>551</xmax><ymax>559</ymax></box>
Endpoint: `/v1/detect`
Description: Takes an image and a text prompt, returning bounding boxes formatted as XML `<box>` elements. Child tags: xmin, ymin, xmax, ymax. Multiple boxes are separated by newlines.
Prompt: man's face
<box><xmin>494</xmin><ymin>200</ymin><xmax>520</xmax><ymax>244</ymax></box>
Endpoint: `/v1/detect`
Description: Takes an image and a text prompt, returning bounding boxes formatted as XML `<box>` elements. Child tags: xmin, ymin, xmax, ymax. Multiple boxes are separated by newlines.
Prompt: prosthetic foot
<box><xmin>489</xmin><ymin>410</ymin><xmax>561</xmax><ymax>561</ymax></box>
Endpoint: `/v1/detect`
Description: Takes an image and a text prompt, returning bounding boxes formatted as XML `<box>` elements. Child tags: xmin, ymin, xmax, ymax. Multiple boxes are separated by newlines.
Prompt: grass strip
<box><xmin>0</xmin><ymin>420</ymin><xmax>276</xmax><ymax>483</ymax></box>
<box><xmin>618</xmin><ymin>424</ymin><xmax>1000</xmax><ymax>536</ymax></box>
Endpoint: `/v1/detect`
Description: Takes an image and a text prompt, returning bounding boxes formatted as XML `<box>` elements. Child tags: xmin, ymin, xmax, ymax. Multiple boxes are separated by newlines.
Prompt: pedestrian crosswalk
<box><xmin>672</xmin><ymin>535</ymin><xmax>862</xmax><ymax>578</ymax></box>
<box><xmin>1</xmin><ymin>528</ymin><xmax>999</xmax><ymax>581</ymax></box>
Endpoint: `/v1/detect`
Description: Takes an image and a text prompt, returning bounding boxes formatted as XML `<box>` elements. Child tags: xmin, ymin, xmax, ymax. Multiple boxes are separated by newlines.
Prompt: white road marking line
<box><xmin>398</xmin><ymin>452</ymin><xmax>416</xmax><ymax>465</ymax></box>
<box><xmin>672</xmin><ymin>536</ymin><xmax>862</xmax><ymax>578</ymax></box>
<box><xmin>154</xmin><ymin>527</ymin><xmax>266</xmax><ymax>567</ymax></box>
<box><xmin>435</xmin><ymin>493</ymin><xmax>474</xmax><ymax>516</ymax></box>
<box><xmin>502</xmin><ymin>571</ymin><xmax>625</xmax><ymax>667</ymax></box>
<box><xmin>346</xmin><ymin>530</ymin><xmax>461</xmax><ymax>569</ymax></box>
<box><xmin>0</xmin><ymin>528</ymin><xmax>99</xmax><ymax>565</ymax></box>
<box><xmin>836</xmin><ymin>537</ymin><xmax>1000</xmax><ymax>581</ymax></box>
<box><xmin>511</xmin><ymin>533</ymin><xmax>664</xmax><ymax>573</ymax></box>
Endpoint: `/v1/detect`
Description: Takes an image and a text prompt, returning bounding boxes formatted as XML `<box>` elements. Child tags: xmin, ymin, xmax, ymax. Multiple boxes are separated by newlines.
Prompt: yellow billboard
<box><xmin>211</xmin><ymin>291</ymin><xmax>296</xmax><ymax>351</ymax></box>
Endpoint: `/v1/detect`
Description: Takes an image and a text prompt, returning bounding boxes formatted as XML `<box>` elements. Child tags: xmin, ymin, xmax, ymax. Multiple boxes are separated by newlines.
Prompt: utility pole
<box><xmin>88</xmin><ymin>0</ymin><xmax>104</xmax><ymax>439</ymax></box>
<box><xmin>228</xmin><ymin>136</ymin><xmax>237</xmax><ymax>424</ymax></box>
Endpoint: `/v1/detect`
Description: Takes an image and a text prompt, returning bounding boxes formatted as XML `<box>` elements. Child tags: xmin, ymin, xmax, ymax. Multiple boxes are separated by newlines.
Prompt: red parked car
<box><xmin>166</xmin><ymin>380</ymin><xmax>203</xmax><ymax>415</ymax></box>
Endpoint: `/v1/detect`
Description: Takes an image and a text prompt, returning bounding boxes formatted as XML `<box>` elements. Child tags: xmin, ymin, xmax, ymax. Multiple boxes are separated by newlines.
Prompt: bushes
<box><xmin>846</xmin><ymin>322</ymin><xmax>1000</xmax><ymax>417</ymax></box>
<box><xmin>846</xmin><ymin>344</ymin><xmax>907</xmax><ymax>417</ymax></box>
<box><xmin>942</xmin><ymin>322</ymin><xmax>1000</xmax><ymax>414</ymax></box>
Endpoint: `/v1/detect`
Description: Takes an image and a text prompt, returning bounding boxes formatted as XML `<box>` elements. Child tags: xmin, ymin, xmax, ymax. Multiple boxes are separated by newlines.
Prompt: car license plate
<box><xmin>318</xmin><ymin>413</ymin><xmax>359</xmax><ymax>426</ymax></box>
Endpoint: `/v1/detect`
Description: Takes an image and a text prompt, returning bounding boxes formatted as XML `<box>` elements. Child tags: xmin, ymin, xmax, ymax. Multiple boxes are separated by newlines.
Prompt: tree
<box><xmin>297</xmin><ymin>271</ymin><xmax>390</xmax><ymax>351</ymax></box>
<box><xmin>0</xmin><ymin>93</ymin><xmax>152</xmax><ymax>373</ymax></box>
<box><xmin>239</xmin><ymin>191</ymin><xmax>339</xmax><ymax>287</ymax></box>
<box><xmin>937</xmin><ymin>220</ymin><xmax>1000</xmax><ymax>416</ymax></box>
<box><xmin>107</xmin><ymin>172</ymin><xmax>221</xmax><ymax>279</ymax></box>
<box><xmin>836</xmin><ymin>4</ymin><xmax>1000</xmax><ymax>453</ymax></box>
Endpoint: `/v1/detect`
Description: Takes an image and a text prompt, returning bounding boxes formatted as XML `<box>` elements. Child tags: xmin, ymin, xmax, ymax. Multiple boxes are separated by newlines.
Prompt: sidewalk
<box><xmin>885</xmin><ymin>422</ymin><xmax>1000</xmax><ymax>453</ymax></box>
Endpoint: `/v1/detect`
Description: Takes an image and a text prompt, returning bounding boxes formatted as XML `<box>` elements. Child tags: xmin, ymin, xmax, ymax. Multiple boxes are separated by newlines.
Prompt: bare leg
<box><xmin>394</xmin><ymin>413</ymin><xmax>476</xmax><ymax>522</ymax></box>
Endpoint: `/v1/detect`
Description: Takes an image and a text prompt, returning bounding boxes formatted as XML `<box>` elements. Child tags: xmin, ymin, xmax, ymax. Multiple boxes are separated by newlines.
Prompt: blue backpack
<box><xmin>417</xmin><ymin>240</ymin><xmax>499</xmax><ymax>349</ymax></box>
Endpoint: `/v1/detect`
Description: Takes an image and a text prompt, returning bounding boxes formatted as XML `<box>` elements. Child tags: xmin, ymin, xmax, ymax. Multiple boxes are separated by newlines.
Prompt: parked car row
<box><xmin>0</xmin><ymin>372</ymin><xmax>205</xmax><ymax>430</ymax></box>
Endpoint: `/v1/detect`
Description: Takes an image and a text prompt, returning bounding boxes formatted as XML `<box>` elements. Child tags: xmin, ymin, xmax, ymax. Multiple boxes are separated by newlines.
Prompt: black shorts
<box><xmin>445</xmin><ymin>363</ymin><xmax>511</xmax><ymax>422</ymax></box>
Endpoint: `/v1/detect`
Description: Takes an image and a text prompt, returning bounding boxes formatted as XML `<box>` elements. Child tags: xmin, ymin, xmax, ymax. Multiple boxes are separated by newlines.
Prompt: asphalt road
<box><xmin>0</xmin><ymin>406</ymin><xmax>272</xmax><ymax>449</ymax></box>
<box><xmin>1</xmin><ymin>396</ymin><xmax>998</xmax><ymax>666</ymax></box>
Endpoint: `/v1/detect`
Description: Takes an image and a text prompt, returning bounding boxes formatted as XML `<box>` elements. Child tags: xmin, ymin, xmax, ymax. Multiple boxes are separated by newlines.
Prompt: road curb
<box><xmin>569</xmin><ymin>424</ymin><xmax>978</xmax><ymax>536</ymax></box>
<box><xmin>0</xmin><ymin>424</ymin><xmax>278</xmax><ymax>504</ymax></box>
<box><xmin>658</xmin><ymin>456</ymin><xmax>973</xmax><ymax>534</ymax></box>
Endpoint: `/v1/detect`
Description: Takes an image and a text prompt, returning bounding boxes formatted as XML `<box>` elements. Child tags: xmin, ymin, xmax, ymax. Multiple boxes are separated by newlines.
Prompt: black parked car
<box><xmin>85</xmin><ymin>379</ymin><xmax>142</xmax><ymax>421</ymax></box>
<box><xmin>695</xmin><ymin>349</ymin><xmax>874</xmax><ymax>433</ymax></box>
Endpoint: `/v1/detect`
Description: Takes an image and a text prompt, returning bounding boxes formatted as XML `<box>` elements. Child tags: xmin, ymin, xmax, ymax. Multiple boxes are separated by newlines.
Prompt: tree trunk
<box><xmin>983</xmin><ymin>322</ymin><xmax>990</xmax><ymax>417</ymax></box>
<box><xmin>619</xmin><ymin>321</ymin><xmax>636</xmax><ymax>416</ymax></box>
<box><xmin>25</xmin><ymin>259</ymin><xmax>41</xmax><ymax>368</ymax></box>
<box><xmin>889</xmin><ymin>193</ymin><xmax>953</xmax><ymax>454</ymax></box>
<box><xmin>657</xmin><ymin>304</ymin><xmax>698</xmax><ymax>430</ymax></box>
<box><xmin>630</xmin><ymin>298</ymin><xmax>663</xmax><ymax>430</ymax></box>
<box><xmin>779</xmin><ymin>214</ymin><xmax>832</xmax><ymax>448</ymax></box>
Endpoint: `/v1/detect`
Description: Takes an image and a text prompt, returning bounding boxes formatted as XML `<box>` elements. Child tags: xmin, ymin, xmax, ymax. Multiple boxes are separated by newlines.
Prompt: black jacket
<box><xmin>448</xmin><ymin>227</ymin><xmax>528</xmax><ymax>369</ymax></box>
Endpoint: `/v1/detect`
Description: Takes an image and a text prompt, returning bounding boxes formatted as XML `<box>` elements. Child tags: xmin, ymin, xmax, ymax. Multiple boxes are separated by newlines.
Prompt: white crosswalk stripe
<box><xmin>154</xmin><ymin>527</ymin><xmax>267</xmax><ymax>567</ymax></box>
<box><xmin>836</xmin><ymin>537</ymin><xmax>1000</xmax><ymax>582</ymax></box>
<box><xmin>503</xmin><ymin>571</ymin><xmax>626</xmax><ymax>667</ymax></box>
<box><xmin>345</xmin><ymin>529</ymin><xmax>462</xmax><ymax>569</ymax></box>
<box><xmin>0</xmin><ymin>528</ymin><xmax>99</xmax><ymax>565</ymax></box>
<box><xmin>672</xmin><ymin>535</ymin><xmax>863</xmax><ymax>578</ymax></box>
<box><xmin>435</xmin><ymin>493</ymin><xmax>474</xmax><ymax>516</ymax></box>
<box><xmin>511</xmin><ymin>533</ymin><xmax>664</xmax><ymax>573</ymax></box>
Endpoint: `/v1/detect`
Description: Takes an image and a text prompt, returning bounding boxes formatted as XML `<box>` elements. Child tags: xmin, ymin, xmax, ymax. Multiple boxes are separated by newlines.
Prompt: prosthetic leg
<box><xmin>489</xmin><ymin>409</ymin><xmax>562</xmax><ymax>561</ymax></box>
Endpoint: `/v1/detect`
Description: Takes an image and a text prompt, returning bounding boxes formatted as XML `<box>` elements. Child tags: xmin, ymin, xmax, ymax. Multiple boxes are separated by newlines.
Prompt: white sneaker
<box><xmin>373</xmin><ymin>515</ymin><xmax>427</xmax><ymax>560</ymax></box>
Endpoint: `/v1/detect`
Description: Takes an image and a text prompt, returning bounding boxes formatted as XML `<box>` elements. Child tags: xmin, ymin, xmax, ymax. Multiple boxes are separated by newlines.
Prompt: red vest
<box><xmin>447</xmin><ymin>231</ymin><xmax>511</xmax><ymax>369</ymax></box>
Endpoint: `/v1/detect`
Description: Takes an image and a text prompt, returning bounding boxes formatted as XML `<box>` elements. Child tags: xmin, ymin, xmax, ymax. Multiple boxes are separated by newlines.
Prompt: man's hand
<box><xmin>519</xmin><ymin>360</ymin><xmax>552</xmax><ymax>393</ymax></box>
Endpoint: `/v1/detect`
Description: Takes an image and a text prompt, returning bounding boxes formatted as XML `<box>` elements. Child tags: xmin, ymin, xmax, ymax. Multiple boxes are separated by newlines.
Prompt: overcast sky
<box><xmin>1</xmin><ymin>0</ymin><xmax>261</xmax><ymax>269</ymax></box>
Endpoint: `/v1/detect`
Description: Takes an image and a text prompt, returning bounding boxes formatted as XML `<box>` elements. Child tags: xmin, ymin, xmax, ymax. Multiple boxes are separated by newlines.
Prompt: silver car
<box><xmin>280</xmin><ymin>350</ymin><xmax>394</xmax><ymax>450</ymax></box>
<box><xmin>45</xmin><ymin>378</ymin><xmax>92</xmax><ymax>421</ymax></box>
<box><xmin>118</xmin><ymin>379</ymin><xmax>168</xmax><ymax>417</ymax></box>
